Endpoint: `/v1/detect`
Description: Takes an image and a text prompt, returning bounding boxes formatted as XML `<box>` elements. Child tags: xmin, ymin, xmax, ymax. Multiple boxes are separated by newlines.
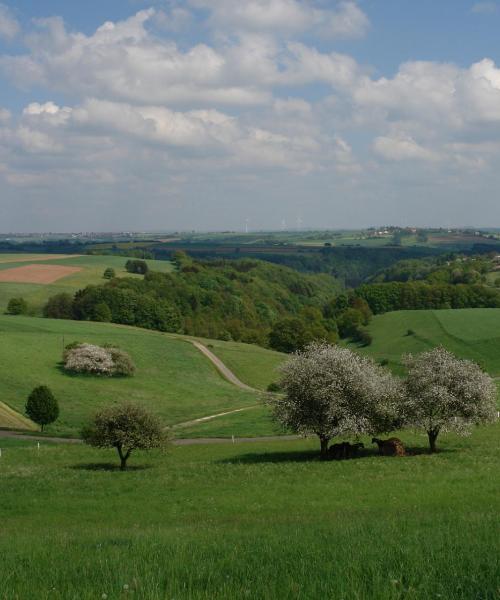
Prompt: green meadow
<box><xmin>0</xmin><ymin>423</ymin><xmax>498</xmax><ymax>600</ymax></box>
<box><xmin>0</xmin><ymin>254</ymin><xmax>173</xmax><ymax>314</ymax></box>
<box><xmin>0</xmin><ymin>315</ymin><xmax>285</xmax><ymax>436</ymax></box>
<box><xmin>349</xmin><ymin>308</ymin><xmax>500</xmax><ymax>376</ymax></box>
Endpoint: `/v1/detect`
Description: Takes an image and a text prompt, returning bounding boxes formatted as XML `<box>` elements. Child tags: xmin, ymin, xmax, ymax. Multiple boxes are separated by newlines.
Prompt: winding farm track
<box><xmin>189</xmin><ymin>340</ymin><xmax>257</xmax><ymax>391</ymax></box>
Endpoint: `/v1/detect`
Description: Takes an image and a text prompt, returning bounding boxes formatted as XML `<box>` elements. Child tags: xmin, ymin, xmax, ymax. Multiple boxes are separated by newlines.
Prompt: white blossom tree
<box><xmin>403</xmin><ymin>347</ymin><xmax>497</xmax><ymax>453</ymax></box>
<box><xmin>270</xmin><ymin>342</ymin><xmax>402</xmax><ymax>458</ymax></box>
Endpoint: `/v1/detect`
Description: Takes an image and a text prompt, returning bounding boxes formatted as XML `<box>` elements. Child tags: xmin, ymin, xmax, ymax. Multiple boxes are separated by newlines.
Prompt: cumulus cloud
<box><xmin>190</xmin><ymin>0</ymin><xmax>369</xmax><ymax>38</ymax></box>
<box><xmin>0</xmin><ymin>3</ymin><xmax>19</xmax><ymax>41</ymax></box>
<box><xmin>1</xmin><ymin>5</ymin><xmax>500</xmax><ymax>229</ymax></box>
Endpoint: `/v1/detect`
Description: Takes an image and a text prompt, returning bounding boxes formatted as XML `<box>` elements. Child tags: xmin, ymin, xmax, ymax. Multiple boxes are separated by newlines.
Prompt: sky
<box><xmin>0</xmin><ymin>1</ymin><xmax>500</xmax><ymax>232</ymax></box>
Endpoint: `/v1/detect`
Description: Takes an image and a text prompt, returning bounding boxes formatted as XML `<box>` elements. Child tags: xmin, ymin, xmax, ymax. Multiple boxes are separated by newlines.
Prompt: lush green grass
<box><xmin>350</xmin><ymin>309</ymin><xmax>500</xmax><ymax>376</ymax></box>
<box><xmin>0</xmin><ymin>254</ymin><xmax>172</xmax><ymax>314</ymax></box>
<box><xmin>0</xmin><ymin>315</ymin><xmax>258</xmax><ymax>436</ymax></box>
<box><xmin>197</xmin><ymin>338</ymin><xmax>285</xmax><ymax>390</ymax></box>
<box><xmin>0</xmin><ymin>423</ymin><xmax>498</xmax><ymax>599</ymax></box>
<box><xmin>178</xmin><ymin>405</ymin><xmax>284</xmax><ymax>438</ymax></box>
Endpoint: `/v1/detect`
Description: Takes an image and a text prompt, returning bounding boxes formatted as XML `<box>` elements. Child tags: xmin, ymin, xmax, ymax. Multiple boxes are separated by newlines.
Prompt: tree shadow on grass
<box><xmin>218</xmin><ymin>445</ymin><xmax>456</xmax><ymax>464</ymax></box>
<box><xmin>70</xmin><ymin>463</ymin><xmax>152</xmax><ymax>472</ymax></box>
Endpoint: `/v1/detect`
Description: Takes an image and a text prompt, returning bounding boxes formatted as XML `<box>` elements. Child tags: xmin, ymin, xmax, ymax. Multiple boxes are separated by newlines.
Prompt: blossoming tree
<box><xmin>403</xmin><ymin>347</ymin><xmax>497</xmax><ymax>453</ymax></box>
<box><xmin>270</xmin><ymin>342</ymin><xmax>402</xmax><ymax>458</ymax></box>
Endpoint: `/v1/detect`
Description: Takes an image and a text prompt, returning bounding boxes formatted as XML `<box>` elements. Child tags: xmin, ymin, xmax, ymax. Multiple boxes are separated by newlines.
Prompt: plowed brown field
<box><xmin>0</xmin><ymin>264</ymin><xmax>82</xmax><ymax>284</ymax></box>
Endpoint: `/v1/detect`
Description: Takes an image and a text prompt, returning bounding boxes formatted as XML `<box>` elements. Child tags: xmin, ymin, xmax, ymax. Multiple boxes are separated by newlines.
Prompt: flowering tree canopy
<box><xmin>270</xmin><ymin>342</ymin><xmax>402</xmax><ymax>457</ymax></box>
<box><xmin>403</xmin><ymin>347</ymin><xmax>497</xmax><ymax>452</ymax></box>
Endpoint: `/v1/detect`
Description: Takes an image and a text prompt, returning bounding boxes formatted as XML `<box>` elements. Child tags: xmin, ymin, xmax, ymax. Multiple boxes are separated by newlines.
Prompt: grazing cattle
<box><xmin>372</xmin><ymin>437</ymin><xmax>405</xmax><ymax>456</ymax></box>
<box><xmin>328</xmin><ymin>441</ymin><xmax>365</xmax><ymax>460</ymax></box>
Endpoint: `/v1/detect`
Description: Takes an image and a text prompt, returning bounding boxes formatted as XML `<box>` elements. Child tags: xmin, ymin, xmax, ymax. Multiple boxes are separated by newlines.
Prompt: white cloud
<box><xmin>373</xmin><ymin>135</ymin><xmax>441</xmax><ymax>162</ymax></box>
<box><xmin>190</xmin><ymin>0</ymin><xmax>369</xmax><ymax>38</ymax></box>
<box><xmin>471</xmin><ymin>2</ymin><xmax>498</xmax><ymax>14</ymax></box>
<box><xmin>0</xmin><ymin>3</ymin><xmax>19</xmax><ymax>41</ymax></box>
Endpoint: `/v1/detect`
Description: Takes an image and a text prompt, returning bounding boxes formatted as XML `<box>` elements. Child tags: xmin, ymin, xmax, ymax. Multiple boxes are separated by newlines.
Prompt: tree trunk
<box><xmin>116</xmin><ymin>445</ymin><xmax>131</xmax><ymax>471</ymax></box>
<box><xmin>427</xmin><ymin>429</ymin><xmax>439</xmax><ymax>453</ymax></box>
<box><xmin>319</xmin><ymin>436</ymin><xmax>330</xmax><ymax>460</ymax></box>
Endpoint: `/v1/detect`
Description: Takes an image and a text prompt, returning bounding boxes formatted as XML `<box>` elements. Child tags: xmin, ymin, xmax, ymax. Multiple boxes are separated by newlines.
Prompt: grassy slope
<box><xmin>196</xmin><ymin>338</ymin><xmax>285</xmax><ymax>390</ymax></box>
<box><xmin>350</xmin><ymin>308</ymin><xmax>500</xmax><ymax>376</ymax></box>
<box><xmin>0</xmin><ymin>315</ymin><xmax>260</xmax><ymax>436</ymax></box>
<box><xmin>1</xmin><ymin>424</ymin><xmax>499</xmax><ymax>599</ymax></box>
<box><xmin>0</xmin><ymin>254</ymin><xmax>172</xmax><ymax>314</ymax></box>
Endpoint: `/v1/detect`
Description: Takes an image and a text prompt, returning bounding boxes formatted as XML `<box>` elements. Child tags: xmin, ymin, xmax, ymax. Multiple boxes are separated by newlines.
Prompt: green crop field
<box><xmin>0</xmin><ymin>254</ymin><xmax>173</xmax><ymax>314</ymax></box>
<box><xmin>349</xmin><ymin>308</ymin><xmax>500</xmax><ymax>376</ymax></box>
<box><xmin>0</xmin><ymin>423</ymin><xmax>498</xmax><ymax>600</ymax></box>
<box><xmin>0</xmin><ymin>315</ymin><xmax>286</xmax><ymax>436</ymax></box>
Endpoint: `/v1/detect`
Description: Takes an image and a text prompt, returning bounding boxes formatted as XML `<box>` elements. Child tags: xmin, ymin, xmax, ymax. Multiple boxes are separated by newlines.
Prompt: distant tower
<box><xmin>296</xmin><ymin>216</ymin><xmax>303</xmax><ymax>230</ymax></box>
<box><xmin>245</xmin><ymin>218</ymin><xmax>249</xmax><ymax>234</ymax></box>
<box><xmin>281</xmin><ymin>219</ymin><xmax>287</xmax><ymax>231</ymax></box>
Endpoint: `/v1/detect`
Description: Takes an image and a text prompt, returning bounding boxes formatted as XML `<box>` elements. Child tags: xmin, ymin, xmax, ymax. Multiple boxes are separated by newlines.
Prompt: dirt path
<box><xmin>173</xmin><ymin>405</ymin><xmax>259</xmax><ymax>429</ymax></box>
<box><xmin>190</xmin><ymin>340</ymin><xmax>257</xmax><ymax>391</ymax></box>
<box><xmin>0</xmin><ymin>429</ymin><xmax>299</xmax><ymax>446</ymax></box>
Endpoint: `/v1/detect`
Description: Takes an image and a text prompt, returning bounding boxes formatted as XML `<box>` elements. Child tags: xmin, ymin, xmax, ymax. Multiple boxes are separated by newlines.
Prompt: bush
<box><xmin>105</xmin><ymin>346</ymin><xmax>136</xmax><ymax>376</ymax></box>
<box><xmin>6</xmin><ymin>297</ymin><xmax>28</xmax><ymax>315</ymax></box>
<box><xmin>406</xmin><ymin>329</ymin><xmax>416</xmax><ymax>336</ymax></box>
<box><xmin>44</xmin><ymin>293</ymin><xmax>74</xmax><ymax>319</ymax></box>
<box><xmin>93</xmin><ymin>302</ymin><xmax>112</xmax><ymax>322</ymax></box>
<box><xmin>25</xmin><ymin>385</ymin><xmax>59</xmax><ymax>431</ymax></box>
<box><xmin>267</xmin><ymin>382</ymin><xmax>282</xmax><ymax>393</ymax></box>
<box><xmin>103</xmin><ymin>267</ymin><xmax>116</xmax><ymax>279</ymax></box>
<box><xmin>125</xmin><ymin>259</ymin><xmax>149</xmax><ymax>275</ymax></box>
<box><xmin>63</xmin><ymin>343</ymin><xmax>135</xmax><ymax>377</ymax></box>
<box><xmin>353</xmin><ymin>328</ymin><xmax>373</xmax><ymax>347</ymax></box>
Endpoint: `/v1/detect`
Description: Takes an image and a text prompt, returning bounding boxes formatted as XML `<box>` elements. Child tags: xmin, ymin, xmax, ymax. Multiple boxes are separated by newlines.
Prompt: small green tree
<box><xmin>6</xmin><ymin>297</ymin><xmax>28</xmax><ymax>315</ymax></box>
<box><xmin>103</xmin><ymin>267</ymin><xmax>116</xmax><ymax>279</ymax></box>
<box><xmin>125</xmin><ymin>259</ymin><xmax>149</xmax><ymax>275</ymax></box>
<box><xmin>268</xmin><ymin>318</ymin><xmax>313</xmax><ymax>353</ymax></box>
<box><xmin>43</xmin><ymin>293</ymin><xmax>74</xmax><ymax>319</ymax></box>
<box><xmin>25</xmin><ymin>386</ymin><xmax>59</xmax><ymax>432</ymax></box>
<box><xmin>93</xmin><ymin>302</ymin><xmax>112</xmax><ymax>322</ymax></box>
<box><xmin>81</xmin><ymin>403</ymin><xmax>167</xmax><ymax>470</ymax></box>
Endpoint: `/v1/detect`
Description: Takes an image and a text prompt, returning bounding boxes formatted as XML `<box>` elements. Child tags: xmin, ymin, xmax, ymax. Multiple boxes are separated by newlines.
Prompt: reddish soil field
<box><xmin>0</xmin><ymin>264</ymin><xmax>82</xmax><ymax>284</ymax></box>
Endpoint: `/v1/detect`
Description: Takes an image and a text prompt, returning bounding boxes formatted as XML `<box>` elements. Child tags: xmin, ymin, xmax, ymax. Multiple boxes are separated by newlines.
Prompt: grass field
<box><xmin>0</xmin><ymin>254</ymin><xmax>172</xmax><ymax>314</ymax></box>
<box><xmin>0</xmin><ymin>422</ymin><xmax>498</xmax><ymax>599</ymax></box>
<box><xmin>0</xmin><ymin>315</ymin><xmax>258</xmax><ymax>435</ymax></box>
<box><xmin>350</xmin><ymin>308</ymin><xmax>500</xmax><ymax>376</ymax></box>
<box><xmin>0</xmin><ymin>315</ymin><xmax>286</xmax><ymax>436</ymax></box>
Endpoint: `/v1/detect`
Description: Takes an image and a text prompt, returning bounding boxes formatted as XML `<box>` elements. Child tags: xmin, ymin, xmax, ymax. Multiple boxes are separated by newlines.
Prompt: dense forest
<box><xmin>46</xmin><ymin>253</ymin><xmax>344</xmax><ymax>347</ymax></box>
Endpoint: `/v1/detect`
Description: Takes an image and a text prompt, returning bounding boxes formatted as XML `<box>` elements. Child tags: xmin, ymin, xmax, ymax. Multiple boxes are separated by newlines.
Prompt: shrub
<box><xmin>267</xmin><ymin>382</ymin><xmax>282</xmax><ymax>393</ymax></box>
<box><xmin>125</xmin><ymin>259</ymin><xmax>149</xmax><ymax>275</ymax></box>
<box><xmin>406</xmin><ymin>329</ymin><xmax>416</xmax><ymax>336</ymax></box>
<box><xmin>25</xmin><ymin>385</ymin><xmax>59</xmax><ymax>431</ymax></box>
<box><xmin>93</xmin><ymin>302</ymin><xmax>112</xmax><ymax>322</ymax></box>
<box><xmin>353</xmin><ymin>328</ymin><xmax>372</xmax><ymax>347</ymax></box>
<box><xmin>105</xmin><ymin>346</ymin><xmax>136</xmax><ymax>376</ymax></box>
<box><xmin>64</xmin><ymin>344</ymin><xmax>115</xmax><ymax>375</ymax></box>
<box><xmin>103</xmin><ymin>267</ymin><xmax>116</xmax><ymax>279</ymax></box>
<box><xmin>63</xmin><ymin>343</ymin><xmax>135</xmax><ymax>377</ymax></box>
<box><xmin>43</xmin><ymin>293</ymin><xmax>74</xmax><ymax>319</ymax></box>
<box><xmin>6</xmin><ymin>297</ymin><xmax>28</xmax><ymax>315</ymax></box>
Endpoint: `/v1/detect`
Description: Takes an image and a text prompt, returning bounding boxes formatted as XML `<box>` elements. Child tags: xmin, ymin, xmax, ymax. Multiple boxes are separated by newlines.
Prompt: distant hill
<box><xmin>349</xmin><ymin>309</ymin><xmax>500</xmax><ymax>376</ymax></box>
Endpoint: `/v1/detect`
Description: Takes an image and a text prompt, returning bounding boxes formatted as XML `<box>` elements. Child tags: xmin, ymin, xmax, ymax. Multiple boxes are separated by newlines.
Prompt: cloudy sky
<box><xmin>0</xmin><ymin>1</ymin><xmax>500</xmax><ymax>232</ymax></box>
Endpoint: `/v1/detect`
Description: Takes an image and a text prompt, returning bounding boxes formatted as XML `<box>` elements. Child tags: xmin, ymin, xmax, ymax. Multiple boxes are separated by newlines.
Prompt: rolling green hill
<box><xmin>350</xmin><ymin>308</ymin><xmax>500</xmax><ymax>376</ymax></box>
<box><xmin>0</xmin><ymin>254</ymin><xmax>172</xmax><ymax>314</ymax></box>
<box><xmin>0</xmin><ymin>315</ymin><xmax>285</xmax><ymax>436</ymax></box>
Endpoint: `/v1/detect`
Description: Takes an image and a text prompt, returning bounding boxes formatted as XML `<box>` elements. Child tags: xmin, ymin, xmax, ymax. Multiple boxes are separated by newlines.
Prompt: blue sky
<box><xmin>1</xmin><ymin>0</ymin><xmax>500</xmax><ymax>231</ymax></box>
